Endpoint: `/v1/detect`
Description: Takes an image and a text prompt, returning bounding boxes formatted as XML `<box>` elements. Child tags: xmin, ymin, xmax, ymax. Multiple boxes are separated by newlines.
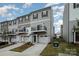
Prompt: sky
<box><xmin>0</xmin><ymin>3</ymin><xmax>64</xmax><ymax>34</ymax></box>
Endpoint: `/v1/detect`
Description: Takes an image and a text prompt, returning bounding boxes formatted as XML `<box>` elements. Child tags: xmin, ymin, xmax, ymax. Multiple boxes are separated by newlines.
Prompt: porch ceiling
<box><xmin>73</xmin><ymin>27</ymin><xmax>79</xmax><ymax>32</ymax></box>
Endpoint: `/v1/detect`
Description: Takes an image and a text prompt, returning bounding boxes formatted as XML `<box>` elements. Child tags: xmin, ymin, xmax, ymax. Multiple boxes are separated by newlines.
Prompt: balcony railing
<box><xmin>5</xmin><ymin>31</ymin><xmax>16</xmax><ymax>36</ymax></box>
<box><xmin>16</xmin><ymin>28</ymin><xmax>28</xmax><ymax>34</ymax></box>
<box><xmin>31</xmin><ymin>26</ymin><xmax>47</xmax><ymax>32</ymax></box>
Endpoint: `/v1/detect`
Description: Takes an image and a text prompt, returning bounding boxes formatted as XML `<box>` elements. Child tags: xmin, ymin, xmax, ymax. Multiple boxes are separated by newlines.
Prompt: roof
<box><xmin>0</xmin><ymin>6</ymin><xmax>51</xmax><ymax>23</ymax></box>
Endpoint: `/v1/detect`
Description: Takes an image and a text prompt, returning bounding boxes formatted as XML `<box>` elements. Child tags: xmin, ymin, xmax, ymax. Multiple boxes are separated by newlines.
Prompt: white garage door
<box><xmin>39</xmin><ymin>37</ymin><xmax>50</xmax><ymax>44</ymax></box>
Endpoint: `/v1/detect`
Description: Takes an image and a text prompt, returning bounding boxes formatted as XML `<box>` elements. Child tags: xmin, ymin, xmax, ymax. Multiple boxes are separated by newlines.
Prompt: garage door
<box><xmin>39</xmin><ymin>37</ymin><xmax>50</xmax><ymax>44</ymax></box>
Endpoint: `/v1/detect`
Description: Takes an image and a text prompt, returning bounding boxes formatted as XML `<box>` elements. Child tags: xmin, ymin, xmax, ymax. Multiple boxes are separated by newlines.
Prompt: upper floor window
<box><xmin>33</xmin><ymin>13</ymin><xmax>38</xmax><ymax>19</ymax></box>
<box><xmin>23</xmin><ymin>27</ymin><xmax>26</xmax><ymax>32</ymax></box>
<box><xmin>42</xmin><ymin>11</ymin><xmax>48</xmax><ymax>17</ymax></box>
<box><xmin>25</xmin><ymin>16</ymin><xmax>29</xmax><ymax>22</ymax></box>
<box><xmin>37</xmin><ymin>25</ymin><xmax>41</xmax><ymax>30</ymax></box>
<box><xmin>26</xmin><ymin>16</ymin><xmax>29</xmax><ymax>20</ymax></box>
<box><xmin>73</xmin><ymin>3</ymin><xmax>79</xmax><ymax>9</ymax></box>
<box><xmin>19</xmin><ymin>18</ymin><xmax>23</xmax><ymax>23</ymax></box>
<box><xmin>77</xmin><ymin>21</ymin><xmax>79</xmax><ymax>26</ymax></box>
<box><xmin>13</xmin><ymin>20</ymin><xmax>16</xmax><ymax>25</ymax></box>
<box><xmin>9</xmin><ymin>21</ymin><xmax>12</xmax><ymax>25</ymax></box>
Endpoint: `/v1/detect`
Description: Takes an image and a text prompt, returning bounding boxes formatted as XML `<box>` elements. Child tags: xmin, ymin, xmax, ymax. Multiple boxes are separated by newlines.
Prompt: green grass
<box><xmin>10</xmin><ymin>43</ymin><xmax>33</xmax><ymax>52</ymax></box>
<box><xmin>40</xmin><ymin>41</ymin><xmax>79</xmax><ymax>56</ymax></box>
<box><xmin>40</xmin><ymin>42</ymin><xmax>67</xmax><ymax>56</ymax></box>
<box><xmin>40</xmin><ymin>44</ymin><xmax>58</xmax><ymax>56</ymax></box>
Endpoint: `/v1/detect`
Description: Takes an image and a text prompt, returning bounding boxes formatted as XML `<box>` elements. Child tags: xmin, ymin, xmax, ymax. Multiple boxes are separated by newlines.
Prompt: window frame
<box><xmin>42</xmin><ymin>11</ymin><xmax>48</xmax><ymax>17</ymax></box>
<box><xmin>73</xmin><ymin>3</ymin><xmax>79</xmax><ymax>9</ymax></box>
<box><xmin>33</xmin><ymin>13</ymin><xmax>38</xmax><ymax>19</ymax></box>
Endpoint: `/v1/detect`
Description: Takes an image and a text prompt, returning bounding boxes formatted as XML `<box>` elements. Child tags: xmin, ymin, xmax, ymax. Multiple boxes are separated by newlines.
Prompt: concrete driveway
<box><xmin>0</xmin><ymin>43</ymin><xmax>47</xmax><ymax>56</ymax></box>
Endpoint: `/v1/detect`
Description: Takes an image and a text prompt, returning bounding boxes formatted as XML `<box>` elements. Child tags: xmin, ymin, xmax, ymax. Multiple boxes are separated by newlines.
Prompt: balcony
<box><xmin>17</xmin><ymin>28</ymin><xmax>28</xmax><ymax>35</ymax></box>
<box><xmin>31</xmin><ymin>25</ymin><xmax>47</xmax><ymax>34</ymax></box>
<box><xmin>6</xmin><ymin>31</ymin><xmax>16</xmax><ymax>36</ymax></box>
<box><xmin>72</xmin><ymin>25</ymin><xmax>79</xmax><ymax>32</ymax></box>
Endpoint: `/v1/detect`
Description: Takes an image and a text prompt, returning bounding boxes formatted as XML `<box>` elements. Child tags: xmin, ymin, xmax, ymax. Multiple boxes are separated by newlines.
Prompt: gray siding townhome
<box><xmin>0</xmin><ymin>6</ymin><xmax>54</xmax><ymax>44</ymax></box>
<box><xmin>63</xmin><ymin>3</ymin><xmax>79</xmax><ymax>43</ymax></box>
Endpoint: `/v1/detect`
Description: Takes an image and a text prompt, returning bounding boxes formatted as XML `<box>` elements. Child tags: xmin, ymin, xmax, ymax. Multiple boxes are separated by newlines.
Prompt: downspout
<box><xmin>68</xmin><ymin>3</ymin><xmax>70</xmax><ymax>44</ymax></box>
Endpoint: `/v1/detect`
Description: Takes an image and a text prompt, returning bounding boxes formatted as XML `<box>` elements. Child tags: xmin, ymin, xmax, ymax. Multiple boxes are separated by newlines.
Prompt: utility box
<box><xmin>53</xmin><ymin>41</ymin><xmax>59</xmax><ymax>48</ymax></box>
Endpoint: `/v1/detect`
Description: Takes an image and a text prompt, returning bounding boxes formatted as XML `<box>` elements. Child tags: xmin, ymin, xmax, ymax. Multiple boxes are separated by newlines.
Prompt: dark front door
<box><xmin>76</xmin><ymin>32</ymin><xmax>79</xmax><ymax>41</ymax></box>
<box><xmin>34</xmin><ymin>35</ymin><xmax>36</xmax><ymax>43</ymax></box>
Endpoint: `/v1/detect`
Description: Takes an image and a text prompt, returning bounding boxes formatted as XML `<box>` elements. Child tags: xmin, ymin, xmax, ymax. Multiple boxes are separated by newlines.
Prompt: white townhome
<box><xmin>63</xmin><ymin>3</ymin><xmax>79</xmax><ymax>43</ymax></box>
<box><xmin>0</xmin><ymin>6</ymin><xmax>54</xmax><ymax>44</ymax></box>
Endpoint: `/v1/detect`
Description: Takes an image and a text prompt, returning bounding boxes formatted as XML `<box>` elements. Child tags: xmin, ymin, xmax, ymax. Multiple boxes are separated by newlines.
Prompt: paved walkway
<box><xmin>0</xmin><ymin>43</ymin><xmax>47</xmax><ymax>56</ymax></box>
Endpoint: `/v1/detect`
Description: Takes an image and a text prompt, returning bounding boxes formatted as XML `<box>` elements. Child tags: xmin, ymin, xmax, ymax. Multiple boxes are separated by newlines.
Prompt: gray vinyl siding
<box><xmin>63</xmin><ymin>3</ymin><xmax>69</xmax><ymax>42</ymax></box>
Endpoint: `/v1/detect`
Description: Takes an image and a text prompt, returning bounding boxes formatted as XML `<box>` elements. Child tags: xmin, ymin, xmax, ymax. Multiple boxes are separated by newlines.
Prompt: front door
<box><xmin>76</xmin><ymin>32</ymin><xmax>79</xmax><ymax>41</ymax></box>
<box><xmin>34</xmin><ymin>35</ymin><xmax>36</xmax><ymax>43</ymax></box>
<box><xmin>34</xmin><ymin>35</ymin><xmax>37</xmax><ymax>43</ymax></box>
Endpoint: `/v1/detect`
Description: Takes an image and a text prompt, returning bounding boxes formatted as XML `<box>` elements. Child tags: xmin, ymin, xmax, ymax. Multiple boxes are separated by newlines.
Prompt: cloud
<box><xmin>1</xmin><ymin>12</ymin><xmax>16</xmax><ymax>20</ymax></box>
<box><xmin>0</xmin><ymin>5</ymin><xmax>20</xmax><ymax>15</ymax></box>
<box><xmin>0</xmin><ymin>4</ymin><xmax>22</xmax><ymax>20</ymax></box>
<box><xmin>44</xmin><ymin>3</ymin><xmax>64</xmax><ymax>34</ymax></box>
<box><xmin>52</xmin><ymin>4</ymin><xmax>64</xmax><ymax>34</ymax></box>
<box><xmin>45</xmin><ymin>3</ymin><xmax>60</xmax><ymax>7</ymax></box>
<box><xmin>54</xmin><ymin>19</ymin><xmax>63</xmax><ymax>34</ymax></box>
<box><xmin>0</xmin><ymin>5</ymin><xmax>19</xmax><ymax>14</ymax></box>
<box><xmin>23</xmin><ymin>3</ymin><xmax>32</xmax><ymax>8</ymax></box>
<box><xmin>54</xmin><ymin>19</ymin><xmax>63</xmax><ymax>27</ymax></box>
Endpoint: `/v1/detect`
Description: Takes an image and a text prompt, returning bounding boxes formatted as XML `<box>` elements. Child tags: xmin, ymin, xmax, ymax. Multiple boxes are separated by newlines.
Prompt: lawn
<box><xmin>40</xmin><ymin>41</ymin><xmax>67</xmax><ymax>56</ymax></box>
<box><xmin>10</xmin><ymin>42</ymin><xmax>33</xmax><ymax>52</ymax></box>
<box><xmin>40</xmin><ymin>41</ymin><xmax>79</xmax><ymax>56</ymax></box>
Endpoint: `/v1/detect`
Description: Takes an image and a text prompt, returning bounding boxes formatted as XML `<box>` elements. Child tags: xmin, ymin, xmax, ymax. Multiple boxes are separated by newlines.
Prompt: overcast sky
<box><xmin>0</xmin><ymin>3</ymin><xmax>64</xmax><ymax>34</ymax></box>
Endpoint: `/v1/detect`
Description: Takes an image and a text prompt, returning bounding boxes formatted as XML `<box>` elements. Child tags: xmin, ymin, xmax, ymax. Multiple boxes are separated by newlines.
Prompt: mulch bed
<box><xmin>10</xmin><ymin>42</ymin><xmax>34</xmax><ymax>52</ymax></box>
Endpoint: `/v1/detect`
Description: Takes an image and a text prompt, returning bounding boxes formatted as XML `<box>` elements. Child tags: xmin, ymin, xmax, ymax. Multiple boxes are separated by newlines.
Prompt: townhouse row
<box><xmin>0</xmin><ymin>7</ymin><xmax>54</xmax><ymax>44</ymax></box>
<box><xmin>1</xmin><ymin>3</ymin><xmax>79</xmax><ymax>44</ymax></box>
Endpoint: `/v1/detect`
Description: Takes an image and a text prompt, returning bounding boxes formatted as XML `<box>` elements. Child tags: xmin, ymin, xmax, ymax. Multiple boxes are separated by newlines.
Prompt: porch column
<box><xmin>74</xmin><ymin>32</ymin><xmax>76</xmax><ymax>43</ymax></box>
<box><xmin>36</xmin><ymin>34</ymin><xmax>38</xmax><ymax>43</ymax></box>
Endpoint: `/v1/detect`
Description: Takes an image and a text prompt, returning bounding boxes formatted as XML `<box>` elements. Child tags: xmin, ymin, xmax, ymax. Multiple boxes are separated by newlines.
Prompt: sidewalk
<box><xmin>20</xmin><ymin>43</ymin><xmax>47</xmax><ymax>56</ymax></box>
<box><xmin>0</xmin><ymin>43</ymin><xmax>24</xmax><ymax>56</ymax></box>
<box><xmin>0</xmin><ymin>43</ymin><xmax>47</xmax><ymax>56</ymax></box>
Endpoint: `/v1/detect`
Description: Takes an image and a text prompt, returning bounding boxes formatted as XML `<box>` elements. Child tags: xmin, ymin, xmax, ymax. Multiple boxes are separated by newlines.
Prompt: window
<box><xmin>13</xmin><ymin>20</ymin><xmax>16</xmax><ymax>25</ymax></box>
<box><xmin>19</xmin><ymin>18</ymin><xmax>22</xmax><ymax>23</ymax></box>
<box><xmin>21</xmin><ymin>18</ymin><xmax>23</xmax><ymax>23</ymax></box>
<box><xmin>16</xmin><ymin>29</ymin><xmax>17</xmax><ymax>32</ymax></box>
<box><xmin>23</xmin><ymin>27</ymin><xmax>26</xmax><ymax>32</ymax></box>
<box><xmin>73</xmin><ymin>3</ymin><xmax>76</xmax><ymax>8</ymax></box>
<box><xmin>77</xmin><ymin>21</ymin><xmax>79</xmax><ymax>26</ymax></box>
<box><xmin>42</xmin><ymin>11</ymin><xmax>48</xmax><ymax>17</ymax></box>
<box><xmin>9</xmin><ymin>21</ymin><xmax>12</xmax><ymax>25</ymax></box>
<box><xmin>26</xmin><ymin>16</ymin><xmax>29</xmax><ymax>20</ymax></box>
<box><xmin>25</xmin><ymin>16</ymin><xmax>29</xmax><ymax>22</ymax></box>
<box><xmin>12</xmin><ymin>29</ymin><xmax>14</xmax><ymax>33</ymax></box>
<box><xmin>26</xmin><ymin>29</ymin><xmax>28</xmax><ymax>32</ymax></box>
<box><xmin>33</xmin><ymin>13</ymin><xmax>38</xmax><ymax>19</ymax></box>
<box><xmin>73</xmin><ymin>3</ymin><xmax>79</xmax><ymax>9</ymax></box>
<box><xmin>37</xmin><ymin>25</ymin><xmax>41</xmax><ymax>30</ymax></box>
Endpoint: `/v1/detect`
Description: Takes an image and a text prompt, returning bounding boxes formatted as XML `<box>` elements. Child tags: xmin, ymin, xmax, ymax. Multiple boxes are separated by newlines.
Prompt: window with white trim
<box><xmin>42</xmin><ymin>11</ymin><xmax>48</xmax><ymax>17</ymax></box>
<box><xmin>26</xmin><ymin>16</ymin><xmax>29</xmax><ymax>19</ymax></box>
<box><xmin>73</xmin><ymin>3</ymin><xmax>79</xmax><ymax>9</ymax></box>
<box><xmin>13</xmin><ymin>20</ymin><xmax>16</xmax><ymax>25</ymax></box>
<box><xmin>33</xmin><ymin>13</ymin><xmax>38</xmax><ymax>19</ymax></box>
<box><xmin>19</xmin><ymin>18</ymin><xmax>23</xmax><ymax>23</ymax></box>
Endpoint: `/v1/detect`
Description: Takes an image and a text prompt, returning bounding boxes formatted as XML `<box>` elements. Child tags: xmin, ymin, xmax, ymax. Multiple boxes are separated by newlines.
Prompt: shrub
<box><xmin>27</xmin><ymin>42</ymin><xmax>33</xmax><ymax>45</ymax></box>
<box><xmin>48</xmin><ymin>42</ymin><xmax>51</xmax><ymax>44</ymax></box>
<box><xmin>53</xmin><ymin>37</ymin><xmax>56</xmax><ymax>39</ymax></box>
<box><xmin>0</xmin><ymin>42</ymin><xmax>8</xmax><ymax>45</ymax></box>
